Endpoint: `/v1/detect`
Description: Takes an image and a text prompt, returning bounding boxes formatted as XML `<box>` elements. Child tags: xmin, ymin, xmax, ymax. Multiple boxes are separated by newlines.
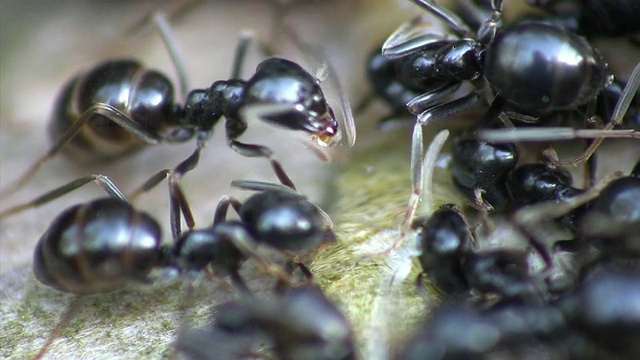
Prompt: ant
<box><xmin>0</xmin><ymin>13</ymin><xmax>356</xmax><ymax>198</ymax></box>
<box><xmin>21</xmin><ymin>168</ymin><xmax>333</xmax><ymax>358</ymax></box>
<box><xmin>413</xmin><ymin>204</ymin><xmax>547</xmax><ymax>302</ymax></box>
<box><xmin>175</xmin><ymin>284</ymin><xmax>355</xmax><ymax>360</ymax></box>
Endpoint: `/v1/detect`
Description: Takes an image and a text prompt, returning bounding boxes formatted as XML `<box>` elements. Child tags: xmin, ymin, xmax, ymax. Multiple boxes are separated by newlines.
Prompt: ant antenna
<box><xmin>0</xmin><ymin>174</ymin><xmax>126</xmax><ymax>220</ymax></box>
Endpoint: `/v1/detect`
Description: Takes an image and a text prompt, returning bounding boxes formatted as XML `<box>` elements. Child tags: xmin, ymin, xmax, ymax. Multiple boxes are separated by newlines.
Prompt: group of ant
<box><xmin>358</xmin><ymin>0</ymin><xmax>639</xmax><ymax>359</ymax></box>
<box><xmin>1</xmin><ymin>0</ymin><xmax>640</xmax><ymax>359</ymax></box>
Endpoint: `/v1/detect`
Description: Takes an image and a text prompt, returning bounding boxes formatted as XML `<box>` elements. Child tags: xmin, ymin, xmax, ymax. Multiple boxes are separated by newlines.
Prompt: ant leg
<box><xmin>212</xmin><ymin>195</ymin><xmax>242</xmax><ymax>226</ymax></box>
<box><xmin>477</xmin><ymin>127</ymin><xmax>640</xmax><ymax>142</ymax></box>
<box><xmin>227</xmin><ymin>137</ymin><xmax>296</xmax><ymax>190</ymax></box>
<box><xmin>382</xmin><ymin>0</ymin><xmax>473</xmax><ymax>58</ymax></box>
<box><xmin>562</xmin><ymin>62</ymin><xmax>640</xmax><ymax>165</ymax></box>
<box><xmin>129</xmin><ymin>146</ymin><xmax>202</xmax><ymax>199</ymax></box>
<box><xmin>0</xmin><ymin>103</ymin><xmax>161</xmax><ymax>199</ymax></box>
<box><xmin>126</xmin><ymin>0</ymin><xmax>197</xmax><ymax>100</ymax></box>
<box><xmin>416</xmin><ymin>90</ymin><xmax>482</xmax><ymax>126</ymax></box>
<box><xmin>406</xmin><ymin>83</ymin><xmax>461</xmax><ymax>115</ymax></box>
<box><xmin>231</xmin><ymin>180</ymin><xmax>295</xmax><ymax>193</ymax></box>
<box><xmin>32</xmin><ymin>296</ymin><xmax>85</xmax><ymax>360</ymax></box>
<box><xmin>216</xmin><ymin>224</ymin><xmax>293</xmax><ymax>288</ymax></box>
<box><xmin>0</xmin><ymin>174</ymin><xmax>126</xmax><ymax>220</ymax></box>
<box><xmin>474</xmin><ymin>0</ymin><xmax>502</xmax><ymax>45</ymax></box>
<box><xmin>151</xmin><ymin>12</ymin><xmax>189</xmax><ymax>100</ymax></box>
<box><xmin>410</xmin><ymin>0</ymin><xmax>474</xmax><ymax>36</ymax></box>
<box><xmin>129</xmin><ymin>148</ymin><xmax>202</xmax><ymax>239</ymax></box>
<box><xmin>230</xmin><ymin>31</ymin><xmax>254</xmax><ymax>79</ymax></box>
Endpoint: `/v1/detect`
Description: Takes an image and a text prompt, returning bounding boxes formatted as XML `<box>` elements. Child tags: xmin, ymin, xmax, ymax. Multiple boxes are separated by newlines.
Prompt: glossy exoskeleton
<box><xmin>173</xmin><ymin>180</ymin><xmax>332</xmax><ymax>291</ymax></box>
<box><xmin>374</xmin><ymin>0</ymin><xmax>611</xmax><ymax>124</ymax></box>
<box><xmin>559</xmin><ymin>265</ymin><xmax>640</xmax><ymax>359</ymax></box>
<box><xmin>176</xmin><ymin>285</ymin><xmax>355</xmax><ymax>360</ymax></box>
<box><xmin>451</xmin><ymin>89</ymin><xmax>636</xmax><ymax>212</ymax></box>
<box><xmin>398</xmin><ymin>300</ymin><xmax>568</xmax><ymax>360</ymax></box>
<box><xmin>34</xmin><ymin>196</ymin><xmax>164</xmax><ymax>294</ymax></box>
<box><xmin>399</xmin><ymin>265</ymin><xmax>640</xmax><ymax>360</ymax></box>
<box><xmin>414</xmin><ymin>204</ymin><xmax>543</xmax><ymax>301</ymax></box>
<box><xmin>2</xmin><ymin>31</ymin><xmax>355</xmax><ymax>197</ymax></box>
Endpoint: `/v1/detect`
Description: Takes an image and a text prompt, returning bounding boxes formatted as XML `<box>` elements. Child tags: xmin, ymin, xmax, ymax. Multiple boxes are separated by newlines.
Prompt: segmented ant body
<box><xmin>176</xmin><ymin>285</ymin><xmax>355</xmax><ymax>360</ymax></box>
<box><xmin>374</xmin><ymin>0</ymin><xmax>611</xmax><ymax>123</ymax></box>
<box><xmin>2</xmin><ymin>29</ymin><xmax>355</xmax><ymax>197</ymax></box>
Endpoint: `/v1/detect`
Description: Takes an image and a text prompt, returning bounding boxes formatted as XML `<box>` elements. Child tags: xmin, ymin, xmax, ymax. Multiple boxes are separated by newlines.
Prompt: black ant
<box><xmin>21</xmin><ymin>169</ymin><xmax>333</xmax><ymax>358</ymax></box>
<box><xmin>413</xmin><ymin>204</ymin><xmax>547</xmax><ymax>301</ymax></box>
<box><xmin>0</xmin><ymin>15</ymin><xmax>355</xmax><ymax>198</ymax></box>
<box><xmin>175</xmin><ymin>284</ymin><xmax>355</xmax><ymax>360</ymax></box>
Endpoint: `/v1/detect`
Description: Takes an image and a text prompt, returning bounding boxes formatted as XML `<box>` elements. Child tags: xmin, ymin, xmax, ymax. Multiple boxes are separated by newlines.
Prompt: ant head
<box><xmin>311</xmin><ymin>105</ymin><xmax>339</xmax><ymax>147</ymax></box>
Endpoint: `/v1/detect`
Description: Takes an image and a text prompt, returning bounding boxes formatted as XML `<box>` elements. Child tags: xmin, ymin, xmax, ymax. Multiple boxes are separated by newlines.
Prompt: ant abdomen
<box><xmin>33</xmin><ymin>197</ymin><xmax>162</xmax><ymax>294</ymax></box>
<box><xmin>49</xmin><ymin>59</ymin><xmax>177</xmax><ymax>161</ymax></box>
<box><xmin>239</xmin><ymin>189</ymin><xmax>326</xmax><ymax>252</ymax></box>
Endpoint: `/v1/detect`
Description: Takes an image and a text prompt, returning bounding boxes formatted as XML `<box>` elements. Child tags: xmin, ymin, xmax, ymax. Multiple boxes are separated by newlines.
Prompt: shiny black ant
<box><xmin>175</xmin><ymin>285</ymin><xmax>355</xmax><ymax>360</ymax></box>
<box><xmin>0</xmin><ymin>17</ymin><xmax>355</xmax><ymax>198</ymax></box>
<box><xmin>22</xmin><ymin>171</ymin><xmax>333</xmax><ymax>359</ymax></box>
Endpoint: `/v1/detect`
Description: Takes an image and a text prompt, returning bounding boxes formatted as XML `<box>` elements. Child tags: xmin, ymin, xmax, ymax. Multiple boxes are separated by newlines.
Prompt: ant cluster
<box><xmin>1</xmin><ymin>0</ymin><xmax>639</xmax><ymax>359</ymax></box>
<box><xmin>360</xmin><ymin>0</ymin><xmax>639</xmax><ymax>359</ymax></box>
